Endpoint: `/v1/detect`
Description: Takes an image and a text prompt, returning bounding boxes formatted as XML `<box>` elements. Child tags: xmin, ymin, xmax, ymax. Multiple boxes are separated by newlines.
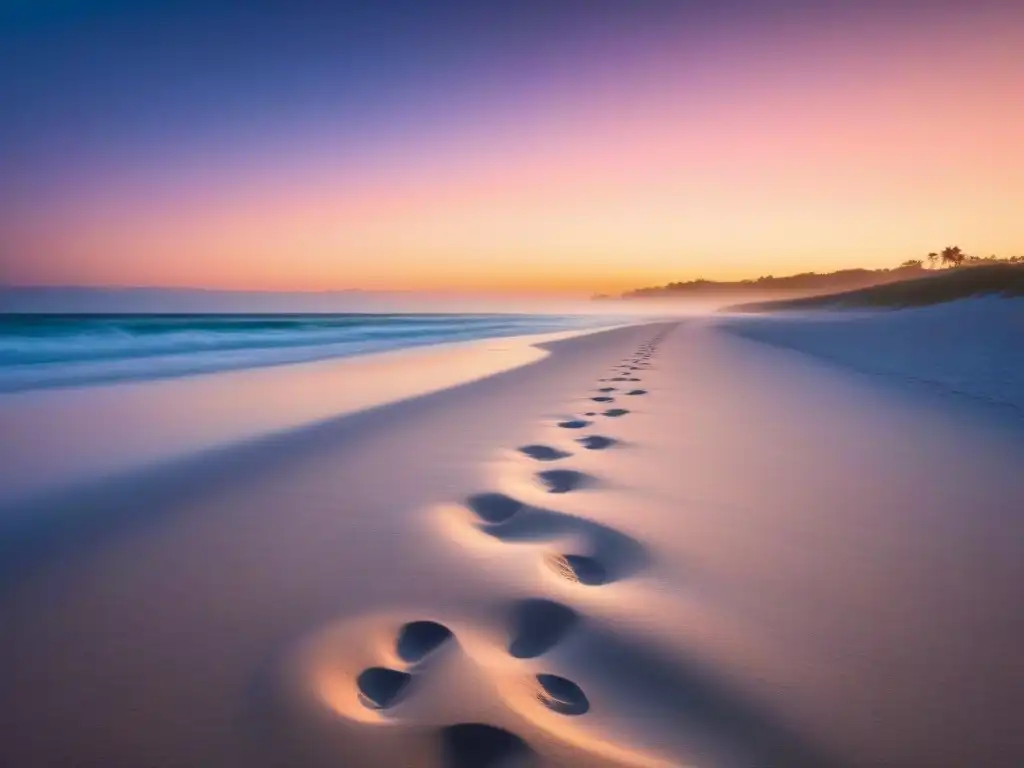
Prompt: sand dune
<box><xmin>1</xmin><ymin>320</ymin><xmax>1022</xmax><ymax>767</ymax></box>
<box><xmin>721</xmin><ymin>297</ymin><xmax>1024</xmax><ymax>415</ymax></box>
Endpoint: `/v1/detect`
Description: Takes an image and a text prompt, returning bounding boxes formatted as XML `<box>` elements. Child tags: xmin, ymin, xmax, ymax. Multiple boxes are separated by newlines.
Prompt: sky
<box><xmin>2</xmin><ymin>0</ymin><xmax>1022</xmax><ymax>296</ymax></box>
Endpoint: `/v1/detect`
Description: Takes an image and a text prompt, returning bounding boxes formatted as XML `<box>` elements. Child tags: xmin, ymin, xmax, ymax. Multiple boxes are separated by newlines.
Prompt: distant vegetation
<box><xmin>728</xmin><ymin>262</ymin><xmax>1024</xmax><ymax>312</ymax></box>
<box><xmin>925</xmin><ymin>247</ymin><xmax>1024</xmax><ymax>270</ymax></box>
<box><xmin>613</xmin><ymin>265</ymin><xmax>924</xmax><ymax>300</ymax></box>
<box><xmin>606</xmin><ymin>249</ymin><xmax>1024</xmax><ymax>301</ymax></box>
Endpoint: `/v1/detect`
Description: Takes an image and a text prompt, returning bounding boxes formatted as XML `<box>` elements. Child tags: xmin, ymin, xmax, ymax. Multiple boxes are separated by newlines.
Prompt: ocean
<box><xmin>0</xmin><ymin>313</ymin><xmax>621</xmax><ymax>393</ymax></box>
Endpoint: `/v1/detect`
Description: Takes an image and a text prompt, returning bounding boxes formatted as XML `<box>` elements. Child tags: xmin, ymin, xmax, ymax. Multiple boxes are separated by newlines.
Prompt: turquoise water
<box><xmin>0</xmin><ymin>313</ymin><xmax>620</xmax><ymax>392</ymax></box>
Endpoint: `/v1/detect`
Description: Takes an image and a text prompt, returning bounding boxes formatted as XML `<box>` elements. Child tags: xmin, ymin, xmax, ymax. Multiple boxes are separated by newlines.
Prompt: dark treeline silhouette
<box><xmin>730</xmin><ymin>262</ymin><xmax>1024</xmax><ymax>312</ymax></box>
<box><xmin>927</xmin><ymin>248</ymin><xmax>1024</xmax><ymax>269</ymax></box>
<box><xmin>614</xmin><ymin>265</ymin><xmax>925</xmax><ymax>300</ymax></box>
<box><xmin>608</xmin><ymin>250</ymin><xmax>1024</xmax><ymax>300</ymax></box>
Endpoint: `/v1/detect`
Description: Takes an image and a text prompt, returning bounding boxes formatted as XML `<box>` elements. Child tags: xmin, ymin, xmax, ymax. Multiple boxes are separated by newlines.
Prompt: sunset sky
<box><xmin>2</xmin><ymin>0</ymin><xmax>1022</xmax><ymax>296</ymax></box>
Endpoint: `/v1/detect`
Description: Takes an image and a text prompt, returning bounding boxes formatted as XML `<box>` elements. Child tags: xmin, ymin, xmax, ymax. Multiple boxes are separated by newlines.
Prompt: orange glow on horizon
<box><xmin>6</xmin><ymin>10</ymin><xmax>1023</xmax><ymax>295</ymax></box>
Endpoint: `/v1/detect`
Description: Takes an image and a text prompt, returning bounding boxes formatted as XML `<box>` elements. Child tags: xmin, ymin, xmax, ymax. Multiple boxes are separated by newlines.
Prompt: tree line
<box><xmin>901</xmin><ymin>248</ymin><xmax>1024</xmax><ymax>270</ymax></box>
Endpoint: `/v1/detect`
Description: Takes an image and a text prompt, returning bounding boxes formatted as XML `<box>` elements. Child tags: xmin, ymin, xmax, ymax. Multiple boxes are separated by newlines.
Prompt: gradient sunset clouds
<box><xmin>3</xmin><ymin>1</ymin><xmax>1022</xmax><ymax>295</ymax></box>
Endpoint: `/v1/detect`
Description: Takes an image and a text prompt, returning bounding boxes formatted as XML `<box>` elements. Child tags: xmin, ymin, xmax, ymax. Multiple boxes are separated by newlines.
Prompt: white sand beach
<box><xmin>1</xmin><ymin>317</ymin><xmax>1022</xmax><ymax>768</ymax></box>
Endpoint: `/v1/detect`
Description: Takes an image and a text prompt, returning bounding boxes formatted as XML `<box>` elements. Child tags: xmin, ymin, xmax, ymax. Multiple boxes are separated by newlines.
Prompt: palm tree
<box><xmin>940</xmin><ymin>246</ymin><xmax>965</xmax><ymax>268</ymax></box>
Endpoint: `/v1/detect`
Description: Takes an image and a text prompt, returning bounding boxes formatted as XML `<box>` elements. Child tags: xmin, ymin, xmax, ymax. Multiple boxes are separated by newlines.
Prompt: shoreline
<box><xmin>0</xmin><ymin>313</ymin><xmax>632</xmax><ymax>395</ymax></box>
<box><xmin>0</xmin><ymin>323</ymin><xmax>633</xmax><ymax>507</ymax></box>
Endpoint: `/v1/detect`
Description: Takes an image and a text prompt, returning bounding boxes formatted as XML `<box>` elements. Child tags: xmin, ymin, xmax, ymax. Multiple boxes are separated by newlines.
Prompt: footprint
<box><xmin>513</xmin><ymin>621</ymin><xmax>843</xmax><ymax>767</ymax></box>
<box><xmin>518</xmin><ymin>445</ymin><xmax>571</xmax><ymax>462</ymax></box>
<box><xmin>591</xmin><ymin>396</ymin><xmax>614</xmax><ymax>403</ymax></box>
<box><xmin>466</xmin><ymin>493</ymin><xmax>524</xmax><ymax>524</ymax></box>
<box><xmin>476</xmin><ymin>504</ymin><xmax>648</xmax><ymax>582</ymax></box>
<box><xmin>534</xmin><ymin>674</ymin><xmax>590</xmax><ymax>715</ymax></box>
<box><xmin>508</xmin><ymin>599</ymin><xmax>579</xmax><ymax>659</ymax></box>
<box><xmin>557</xmin><ymin>419</ymin><xmax>591</xmax><ymax>429</ymax></box>
<box><xmin>625</xmin><ymin>389</ymin><xmax>647</xmax><ymax>396</ymax></box>
<box><xmin>603</xmin><ymin>408</ymin><xmax>629</xmax><ymax>418</ymax></box>
<box><xmin>545</xmin><ymin>553</ymin><xmax>607</xmax><ymax>586</ymax></box>
<box><xmin>397</xmin><ymin>621</ymin><xmax>454</xmax><ymax>663</ymax></box>
<box><xmin>439</xmin><ymin>724</ymin><xmax>535</xmax><ymax>768</ymax></box>
<box><xmin>535</xmin><ymin>469</ymin><xmax>589</xmax><ymax>494</ymax></box>
<box><xmin>576</xmin><ymin>435</ymin><xmax>616</xmax><ymax>451</ymax></box>
<box><xmin>356</xmin><ymin>667</ymin><xmax>412</xmax><ymax>710</ymax></box>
